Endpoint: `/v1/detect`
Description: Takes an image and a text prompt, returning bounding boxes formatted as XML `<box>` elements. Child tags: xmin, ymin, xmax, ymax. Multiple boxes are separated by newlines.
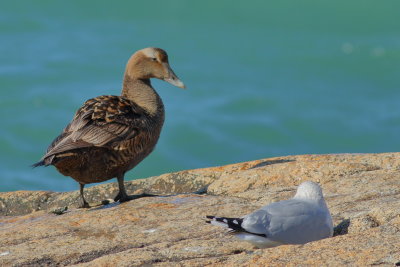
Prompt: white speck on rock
<box><xmin>0</xmin><ymin>252</ymin><xmax>10</xmax><ymax>256</ymax></box>
<box><xmin>184</xmin><ymin>246</ymin><xmax>204</xmax><ymax>252</ymax></box>
<box><xmin>142</xmin><ymin>229</ymin><xmax>157</xmax><ymax>233</ymax></box>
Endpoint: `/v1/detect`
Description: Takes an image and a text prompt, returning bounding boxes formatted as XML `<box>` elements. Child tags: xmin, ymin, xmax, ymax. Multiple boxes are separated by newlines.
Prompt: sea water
<box><xmin>1</xmin><ymin>1</ymin><xmax>399</xmax><ymax>192</ymax></box>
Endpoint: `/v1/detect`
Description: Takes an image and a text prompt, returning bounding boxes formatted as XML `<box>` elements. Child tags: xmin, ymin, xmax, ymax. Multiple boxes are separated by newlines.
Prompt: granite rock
<box><xmin>0</xmin><ymin>153</ymin><xmax>399</xmax><ymax>266</ymax></box>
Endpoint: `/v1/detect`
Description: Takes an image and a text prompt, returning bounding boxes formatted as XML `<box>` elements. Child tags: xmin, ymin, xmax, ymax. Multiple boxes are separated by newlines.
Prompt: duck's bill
<box><xmin>163</xmin><ymin>65</ymin><xmax>186</xmax><ymax>89</ymax></box>
<box><xmin>165</xmin><ymin>76</ymin><xmax>186</xmax><ymax>89</ymax></box>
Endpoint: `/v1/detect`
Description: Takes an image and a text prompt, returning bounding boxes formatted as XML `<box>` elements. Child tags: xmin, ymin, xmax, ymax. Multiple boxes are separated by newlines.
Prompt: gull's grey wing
<box><xmin>242</xmin><ymin>199</ymin><xmax>331</xmax><ymax>244</ymax></box>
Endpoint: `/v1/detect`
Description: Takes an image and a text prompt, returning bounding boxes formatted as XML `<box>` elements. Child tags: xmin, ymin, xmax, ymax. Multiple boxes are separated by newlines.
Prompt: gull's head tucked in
<box><xmin>293</xmin><ymin>181</ymin><xmax>324</xmax><ymax>200</ymax></box>
<box><xmin>124</xmin><ymin>47</ymin><xmax>185</xmax><ymax>89</ymax></box>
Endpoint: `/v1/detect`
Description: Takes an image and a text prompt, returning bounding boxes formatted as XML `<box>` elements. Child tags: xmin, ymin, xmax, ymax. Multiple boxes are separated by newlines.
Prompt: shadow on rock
<box><xmin>251</xmin><ymin>159</ymin><xmax>295</xmax><ymax>169</ymax></box>
<box><xmin>333</xmin><ymin>219</ymin><xmax>350</xmax><ymax>236</ymax></box>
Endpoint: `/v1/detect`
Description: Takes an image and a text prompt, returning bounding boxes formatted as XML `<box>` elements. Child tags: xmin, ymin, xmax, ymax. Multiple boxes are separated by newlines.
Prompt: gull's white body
<box><xmin>208</xmin><ymin>181</ymin><xmax>333</xmax><ymax>248</ymax></box>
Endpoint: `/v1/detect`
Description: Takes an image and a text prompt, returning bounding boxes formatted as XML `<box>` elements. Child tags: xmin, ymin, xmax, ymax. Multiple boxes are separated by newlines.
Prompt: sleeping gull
<box><xmin>206</xmin><ymin>181</ymin><xmax>333</xmax><ymax>248</ymax></box>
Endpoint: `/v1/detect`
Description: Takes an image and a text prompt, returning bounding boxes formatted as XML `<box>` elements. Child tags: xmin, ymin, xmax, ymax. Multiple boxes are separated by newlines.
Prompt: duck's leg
<box><xmin>114</xmin><ymin>174</ymin><xmax>132</xmax><ymax>202</ymax></box>
<box><xmin>78</xmin><ymin>183</ymin><xmax>90</xmax><ymax>208</ymax></box>
<box><xmin>114</xmin><ymin>174</ymin><xmax>158</xmax><ymax>203</ymax></box>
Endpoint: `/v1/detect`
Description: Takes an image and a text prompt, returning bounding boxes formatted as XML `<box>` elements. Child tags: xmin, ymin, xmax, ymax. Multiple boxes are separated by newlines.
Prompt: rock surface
<box><xmin>0</xmin><ymin>153</ymin><xmax>399</xmax><ymax>266</ymax></box>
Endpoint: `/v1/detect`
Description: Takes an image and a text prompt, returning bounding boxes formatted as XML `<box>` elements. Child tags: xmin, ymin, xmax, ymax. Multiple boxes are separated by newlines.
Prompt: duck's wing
<box><xmin>42</xmin><ymin>95</ymin><xmax>146</xmax><ymax>160</ymax></box>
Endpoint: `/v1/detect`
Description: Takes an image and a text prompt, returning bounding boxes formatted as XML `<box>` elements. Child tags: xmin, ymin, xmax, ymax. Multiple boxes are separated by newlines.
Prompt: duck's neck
<box><xmin>121</xmin><ymin>75</ymin><xmax>163</xmax><ymax>116</ymax></box>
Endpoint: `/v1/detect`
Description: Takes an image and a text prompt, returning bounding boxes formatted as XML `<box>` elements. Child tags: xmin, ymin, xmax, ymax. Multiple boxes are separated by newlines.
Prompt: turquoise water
<box><xmin>1</xmin><ymin>1</ymin><xmax>400</xmax><ymax>192</ymax></box>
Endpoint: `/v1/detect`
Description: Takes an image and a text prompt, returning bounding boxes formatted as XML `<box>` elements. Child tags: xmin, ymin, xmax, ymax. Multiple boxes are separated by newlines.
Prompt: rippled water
<box><xmin>1</xmin><ymin>1</ymin><xmax>400</xmax><ymax>192</ymax></box>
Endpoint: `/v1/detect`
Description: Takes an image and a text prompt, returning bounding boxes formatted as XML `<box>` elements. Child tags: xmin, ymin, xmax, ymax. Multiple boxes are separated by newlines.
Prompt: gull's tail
<box><xmin>206</xmin><ymin>216</ymin><xmax>267</xmax><ymax>237</ymax></box>
<box><xmin>206</xmin><ymin>216</ymin><xmax>244</xmax><ymax>232</ymax></box>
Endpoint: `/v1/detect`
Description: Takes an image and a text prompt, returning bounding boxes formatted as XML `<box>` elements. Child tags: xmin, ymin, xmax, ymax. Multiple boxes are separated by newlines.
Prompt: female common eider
<box><xmin>33</xmin><ymin>47</ymin><xmax>185</xmax><ymax>208</ymax></box>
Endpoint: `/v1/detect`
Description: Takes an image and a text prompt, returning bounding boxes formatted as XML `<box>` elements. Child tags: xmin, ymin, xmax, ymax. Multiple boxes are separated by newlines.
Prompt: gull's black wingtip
<box><xmin>31</xmin><ymin>160</ymin><xmax>45</xmax><ymax>168</ymax></box>
<box><xmin>205</xmin><ymin>215</ymin><xmax>215</xmax><ymax>224</ymax></box>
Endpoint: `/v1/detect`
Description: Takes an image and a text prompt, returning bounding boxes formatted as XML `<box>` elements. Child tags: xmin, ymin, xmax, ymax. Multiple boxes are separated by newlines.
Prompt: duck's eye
<box><xmin>151</xmin><ymin>57</ymin><xmax>157</xmax><ymax>61</ymax></box>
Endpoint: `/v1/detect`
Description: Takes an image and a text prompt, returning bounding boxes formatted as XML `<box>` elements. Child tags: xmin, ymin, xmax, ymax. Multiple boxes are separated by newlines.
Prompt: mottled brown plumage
<box><xmin>34</xmin><ymin>47</ymin><xmax>185</xmax><ymax>208</ymax></box>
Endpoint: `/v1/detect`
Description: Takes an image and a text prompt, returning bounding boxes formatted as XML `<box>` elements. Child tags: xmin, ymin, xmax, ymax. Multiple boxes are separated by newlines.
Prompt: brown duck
<box><xmin>33</xmin><ymin>47</ymin><xmax>185</xmax><ymax>208</ymax></box>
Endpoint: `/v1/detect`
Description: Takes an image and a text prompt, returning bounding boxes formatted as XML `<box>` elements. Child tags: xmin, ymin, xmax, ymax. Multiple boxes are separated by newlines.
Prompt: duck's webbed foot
<box><xmin>78</xmin><ymin>199</ymin><xmax>91</xmax><ymax>209</ymax></box>
<box><xmin>114</xmin><ymin>174</ymin><xmax>158</xmax><ymax>203</ymax></box>
<box><xmin>113</xmin><ymin>190</ymin><xmax>125</xmax><ymax>202</ymax></box>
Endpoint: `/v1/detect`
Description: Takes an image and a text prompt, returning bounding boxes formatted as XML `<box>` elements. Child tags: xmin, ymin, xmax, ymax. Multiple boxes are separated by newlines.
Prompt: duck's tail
<box><xmin>31</xmin><ymin>160</ymin><xmax>45</xmax><ymax>168</ymax></box>
<box><xmin>32</xmin><ymin>154</ymin><xmax>56</xmax><ymax>168</ymax></box>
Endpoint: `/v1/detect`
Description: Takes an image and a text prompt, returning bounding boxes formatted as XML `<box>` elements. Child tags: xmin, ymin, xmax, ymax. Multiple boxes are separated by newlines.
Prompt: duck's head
<box><xmin>125</xmin><ymin>47</ymin><xmax>185</xmax><ymax>89</ymax></box>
